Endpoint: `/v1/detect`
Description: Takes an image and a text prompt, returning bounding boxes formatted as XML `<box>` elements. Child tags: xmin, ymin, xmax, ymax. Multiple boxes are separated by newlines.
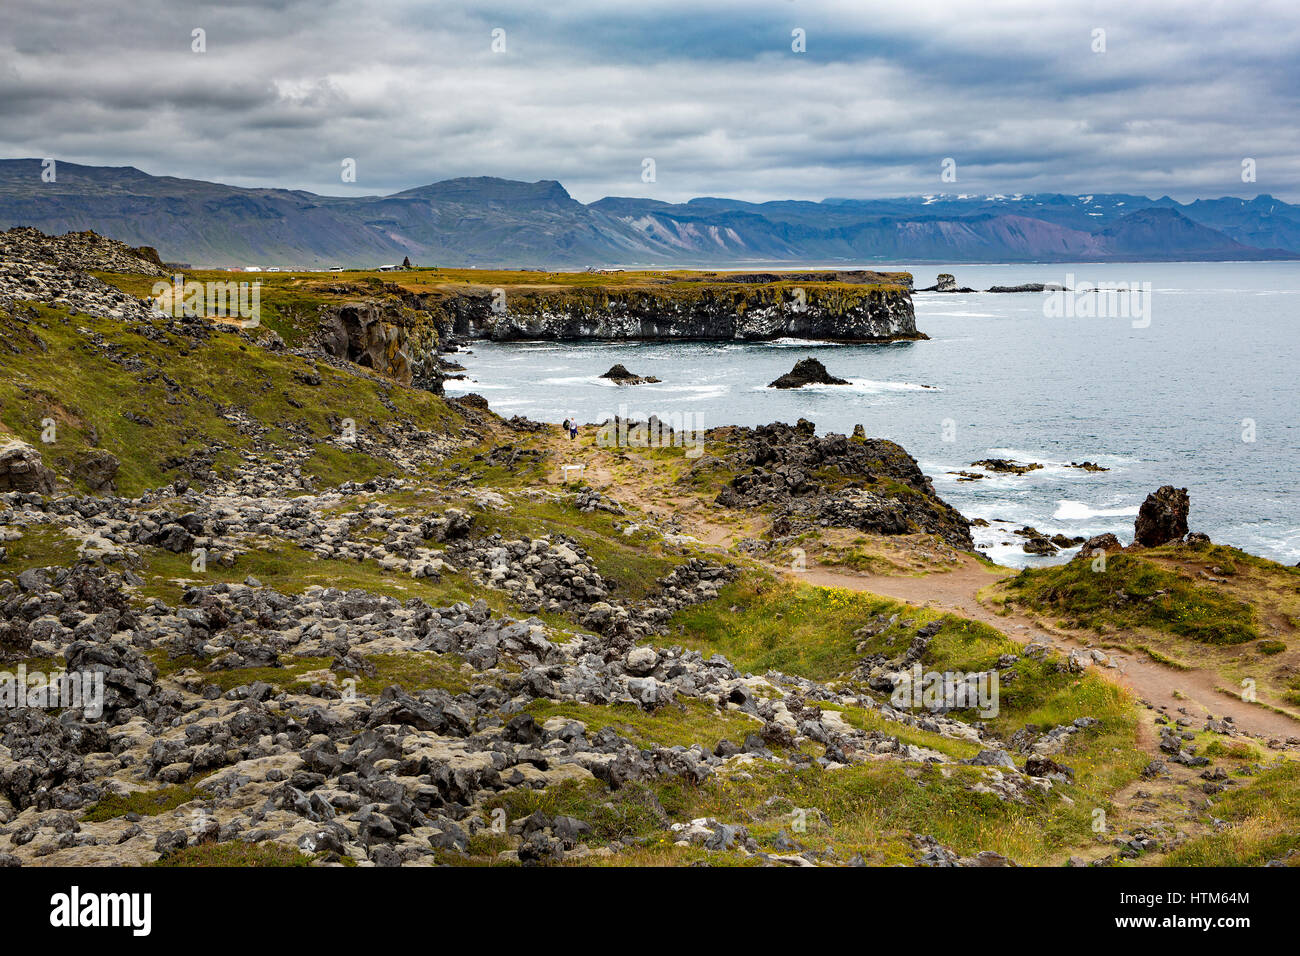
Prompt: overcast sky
<box><xmin>2</xmin><ymin>0</ymin><xmax>1297</xmax><ymax>203</ymax></box>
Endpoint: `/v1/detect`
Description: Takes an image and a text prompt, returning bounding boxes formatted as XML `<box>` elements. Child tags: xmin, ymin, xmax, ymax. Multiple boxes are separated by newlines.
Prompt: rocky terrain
<box><xmin>0</xmin><ymin>233</ymin><xmax>1297</xmax><ymax>869</ymax></box>
<box><xmin>711</xmin><ymin>419</ymin><xmax>975</xmax><ymax>551</ymax></box>
<box><xmin>0</xmin><ymin>236</ymin><xmax>158</xmax><ymax>321</ymax></box>
<box><xmin>1</xmin><ymin>226</ymin><xmax>166</xmax><ymax>277</ymax></box>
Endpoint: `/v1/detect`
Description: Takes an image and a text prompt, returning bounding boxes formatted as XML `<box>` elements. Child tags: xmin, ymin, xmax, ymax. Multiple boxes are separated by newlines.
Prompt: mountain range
<box><xmin>2</xmin><ymin>159</ymin><xmax>1297</xmax><ymax>268</ymax></box>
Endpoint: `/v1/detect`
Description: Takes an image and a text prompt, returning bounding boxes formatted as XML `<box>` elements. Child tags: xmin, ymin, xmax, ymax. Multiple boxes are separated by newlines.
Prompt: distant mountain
<box><xmin>1</xmin><ymin>159</ymin><xmax>1295</xmax><ymax>268</ymax></box>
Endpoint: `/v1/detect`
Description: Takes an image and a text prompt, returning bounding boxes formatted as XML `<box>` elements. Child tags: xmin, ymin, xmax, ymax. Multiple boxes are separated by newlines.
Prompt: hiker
<box><xmin>562</xmin><ymin>416</ymin><xmax>571</xmax><ymax>435</ymax></box>
<box><xmin>568</xmin><ymin>416</ymin><xmax>578</xmax><ymax>440</ymax></box>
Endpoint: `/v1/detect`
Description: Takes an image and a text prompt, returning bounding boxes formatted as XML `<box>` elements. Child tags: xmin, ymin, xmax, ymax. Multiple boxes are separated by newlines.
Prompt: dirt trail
<box><xmin>796</xmin><ymin>559</ymin><xmax>1300</xmax><ymax>741</ymax></box>
<box><xmin>529</xmin><ymin>427</ymin><xmax>1299</xmax><ymax>741</ymax></box>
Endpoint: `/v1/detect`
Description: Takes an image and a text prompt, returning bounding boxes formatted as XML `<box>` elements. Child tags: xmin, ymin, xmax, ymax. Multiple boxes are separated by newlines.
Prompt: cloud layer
<box><xmin>2</xmin><ymin>0</ymin><xmax>1297</xmax><ymax>202</ymax></box>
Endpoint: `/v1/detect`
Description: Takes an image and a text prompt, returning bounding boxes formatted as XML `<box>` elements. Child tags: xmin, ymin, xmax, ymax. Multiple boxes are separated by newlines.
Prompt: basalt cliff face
<box><xmin>313</xmin><ymin>283</ymin><xmax>444</xmax><ymax>393</ymax></box>
<box><xmin>312</xmin><ymin>278</ymin><xmax>918</xmax><ymax>397</ymax></box>
<box><xmin>434</xmin><ymin>282</ymin><xmax>920</xmax><ymax>343</ymax></box>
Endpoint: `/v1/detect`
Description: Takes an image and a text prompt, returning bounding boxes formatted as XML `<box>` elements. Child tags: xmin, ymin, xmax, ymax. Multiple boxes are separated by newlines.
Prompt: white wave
<box><xmin>638</xmin><ymin>384</ymin><xmax>730</xmax><ymax>401</ymax></box>
<box><xmin>443</xmin><ymin>382</ymin><xmax>511</xmax><ymax>391</ymax></box>
<box><xmin>539</xmin><ymin>375</ymin><xmax>619</xmax><ymax>387</ymax></box>
<box><xmin>765</xmin><ymin>338</ymin><xmax>844</xmax><ymax>347</ymax></box>
<box><xmin>751</xmin><ymin>378</ymin><xmax>937</xmax><ymax>394</ymax></box>
<box><xmin>1053</xmin><ymin>499</ymin><xmax>1140</xmax><ymax>521</ymax></box>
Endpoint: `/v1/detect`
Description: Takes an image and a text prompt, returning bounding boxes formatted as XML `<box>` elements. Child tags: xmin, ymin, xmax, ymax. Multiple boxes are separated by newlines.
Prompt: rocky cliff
<box><xmin>434</xmin><ymin>282</ymin><xmax>920</xmax><ymax>343</ymax></box>
<box><xmin>315</xmin><ymin>285</ymin><xmax>444</xmax><ymax>393</ymax></box>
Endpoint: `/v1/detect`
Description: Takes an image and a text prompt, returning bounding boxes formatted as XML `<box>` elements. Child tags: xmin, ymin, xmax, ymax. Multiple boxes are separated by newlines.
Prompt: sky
<box><xmin>2</xmin><ymin>0</ymin><xmax>1298</xmax><ymax>204</ymax></box>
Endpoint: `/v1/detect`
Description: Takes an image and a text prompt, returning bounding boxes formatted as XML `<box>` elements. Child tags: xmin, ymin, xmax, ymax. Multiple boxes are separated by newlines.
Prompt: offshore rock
<box><xmin>767</xmin><ymin>358</ymin><xmax>849</xmax><ymax>389</ymax></box>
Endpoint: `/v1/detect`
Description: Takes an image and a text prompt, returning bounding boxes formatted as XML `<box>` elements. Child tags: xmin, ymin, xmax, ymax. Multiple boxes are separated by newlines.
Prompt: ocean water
<box><xmin>443</xmin><ymin>262</ymin><xmax>1300</xmax><ymax>567</ymax></box>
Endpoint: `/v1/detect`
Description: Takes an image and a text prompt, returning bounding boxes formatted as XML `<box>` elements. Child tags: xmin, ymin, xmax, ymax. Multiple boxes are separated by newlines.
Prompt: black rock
<box><xmin>768</xmin><ymin>358</ymin><xmax>849</xmax><ymax>389</ymax></box>
<box><xmin>1134</xmin><ymin>485</ymin><xmax>1190</xmax><ymax>547</ymax></box>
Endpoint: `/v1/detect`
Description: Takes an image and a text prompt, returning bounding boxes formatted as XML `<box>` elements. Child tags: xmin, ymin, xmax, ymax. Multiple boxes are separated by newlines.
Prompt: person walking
<box><xmin>568</xmin><ymin>416</ymin><xmax>578</xmax><ymax>440</ymax></box>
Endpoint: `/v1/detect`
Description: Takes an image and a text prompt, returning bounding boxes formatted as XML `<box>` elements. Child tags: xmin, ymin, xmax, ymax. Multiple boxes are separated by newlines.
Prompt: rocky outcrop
<box><xmin>317</xmin><ymin>301</ymin><xmax>413</xmax><ymax>385</ymax></box>
<box><xmin>973</xmin><ymin>459</ymin><xmax>1043</xmax><ymax>476</ymax></box>
<box><xmin>711</xmin><ymin>420</ymin><xmax>973</xmax><ymax>550</ymax></box>
<box><xmin>986</xmin><ymin>283</ymin><xmax>1065</xmax><ymax>293</ymax></box>
<box><xmin>767</xmin><ymin>358</ymin><xmax>849</xmax><ymax>389</ymax></box>
<box><xmin>435</xmin><ymin>282</ymin><xmax>922</xmax><ymax>344</ymax></box>
<box><xmin>0</xmin><ymin>227</ymin><xmax>166</xmax><ymax>276</ymax></box>
<box><xmin>313</xmin><ymin>281</ymin><xmax>449</xmax><ymax>393</ymax></box>
<box><xmin>920</xmin><ymin>273</ymin><xmax>975</xmax><ymax>293</ymax></box>
<box><xmin>0</xmin><ymin>255</ymin><xmax>156</xmax><ymax>321</ymax></box>
<box><xmin>1134</xmin><ymin>486</ymin><xmax>1190</xmax><ymax>547</ymax></box>
<box><xmin>1074</xmin><ymin>533</ymin><xmax>1123</xmax><ymax>561</ymax></box>
<box><xmin>0</xmin><ymin>438</ymin><xmax>57</xmax><ymax>493</ymax></box>
<box><xmin>600</xmin><ymin>364</ymin><xmax>660</xmax><ymax>385</ymax></box>
<box><xmin>67</xmin><ymin>449</ymin><xmax>120</xmax><ymax>494</ymax></box>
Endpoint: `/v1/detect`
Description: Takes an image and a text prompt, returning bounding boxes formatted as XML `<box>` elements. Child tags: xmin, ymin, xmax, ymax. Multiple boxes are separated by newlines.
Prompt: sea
<box><xmin>443</xmin><ymin>262</ymin><xmax>1300</xmax><ymax>568</ymax></box>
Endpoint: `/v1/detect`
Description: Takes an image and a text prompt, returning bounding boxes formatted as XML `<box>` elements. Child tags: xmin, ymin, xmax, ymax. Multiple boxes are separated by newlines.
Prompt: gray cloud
<box><xmin>1</xmin><ymin>0</ymin><xmax>1297</xmax><ymax>202</ymax></box>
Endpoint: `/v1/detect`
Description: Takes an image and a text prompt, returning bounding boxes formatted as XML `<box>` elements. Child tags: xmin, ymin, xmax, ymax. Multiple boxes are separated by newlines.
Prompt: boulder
<box><xmin>1022</xmin><ymin>536</ymin><xmax>1058</xmax><ymax>556</ymax></box>
<box><xmin>767</xmin><ymin>358</ymin><xmax>850</xmax><ymax>389</ymax></box>
<box><xmin>1134</xmin><ymin>486</ymin><xmax>1190</xmax><ymax>547</ymax></box>
<box><xmin>0</xmin><ymin>438</ymin><xmax>57</xmax><ymax>493</ymax></box>
<box><xmin>70</xmin><ymin>449</ymin><xmax>120</xmax><ymax>494</ymax></box>
<box><xmin>1074</xmin><ymin>533</ymin><xmax>1123</xmax><ymax>561</ymax></box>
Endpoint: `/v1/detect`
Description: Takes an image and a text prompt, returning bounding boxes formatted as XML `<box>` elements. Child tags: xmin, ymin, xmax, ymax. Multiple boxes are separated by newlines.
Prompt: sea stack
<box><xmin>599</xmin><ymin>364</ymin><xmax>660</xmax><ymax>385</ymax></box>
<box><xmin>1134</xmin><ymin>485</ymin><xmax>1191</xmax><ymax>546</ymax></box>
<box><xmin>767</xmin><ymin>357</ymin><xmax>850</xmax><ymax>389</ymax></box>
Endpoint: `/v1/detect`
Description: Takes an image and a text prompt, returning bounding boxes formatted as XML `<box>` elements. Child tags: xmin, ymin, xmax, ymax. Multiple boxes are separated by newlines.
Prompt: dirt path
<box><xmin>796</xmin><ymin>559</ymin><xmax>1300</xmax><ymax>741</ymax></box>
<box><xmin>529</xmin><ymin>427</ymin><xmax>1299</xmax><ymax>741</ymax></box>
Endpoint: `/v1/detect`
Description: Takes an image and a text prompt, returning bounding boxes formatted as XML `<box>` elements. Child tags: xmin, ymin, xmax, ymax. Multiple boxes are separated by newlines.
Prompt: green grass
<box><xmin>820</xmin><ymin>701</ymin><xmax>982</xmax><ymax>760</ymax></box>
<box><xmin>667</xmin><ymin>570</ymin><xmax>1145</xmax><ymax>794</ymax></box>
<box><xmin>1002</xmin><ymin>553</ymin><xmax>1259</xmax><ymax>645</ymax></box>
<box><xmin>98</xmin><ymin>268</ymin><xmax>914</xmax><ymax>354</ymax></box>
<box><xmin>0</xmin><ymin>526</ymin><xmax>82</xmax><ymax>575</ymax></box>
<box><xmin>1136</xmin><ymin>644</ymin><xmax>1192</xmax><ymax>670</ymax></box>
<box><xmin>0</xmin><ymin>302</ymin><xmax>460</xmax><ymax>496</ymax></box>
<box><xmin>1162</xmin><ymin>761</ymin><xmax>1300</xmax><ymax>866</ymax></box>
<box><xmin>667</xmin><ymin>572</ymin><xmax>906</xmax><ymax>682</ymax></box>
<box><xmin>524</xmin><ymin>698</ymin><xmax>762</xmax><ymax>751</ymax></box>
<box><xmin>152</xmin><ymin>843</ymin><xmax>317</xmax><ymax>867</ymax></box>
<box><xmin>480</xmin><ymin>753</ymin><xmax>1125</xmax><ymax>867</ymax></box>
<box><xmin>136</xmin><ymin>539</ymin><xmax>518</xmax><ymax>613</ymax></box>
<box><xmin>83</xmin><ymin>782</ymin><xmax>210</xmax><ymax>822</ymax></box>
